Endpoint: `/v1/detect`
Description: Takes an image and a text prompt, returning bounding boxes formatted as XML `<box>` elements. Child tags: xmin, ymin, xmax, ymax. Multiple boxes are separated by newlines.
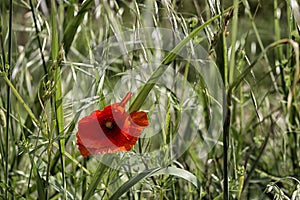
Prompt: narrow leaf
<box><xmin>129</xmin><ymin>8</ymin><xmax>231</xmax><ymax>112</ymax></box>
<box><xmin>63</xmin><ymin>0</ymin><xmax>93</xmax><ymax>55</ymax></box>
<box><xmin>51</xmin><ymin>0</ymin><xmax>59</xmax><ymax>60</ymax></box>
<box><xmin>82</xmin><ymin>155</ymin><xmax>110</xmax><ymax>200</ymax></box>
<box><xmin>109</xmin><ymin>167</ymin><xmax>201</xmax><ymax>200</ymax></box>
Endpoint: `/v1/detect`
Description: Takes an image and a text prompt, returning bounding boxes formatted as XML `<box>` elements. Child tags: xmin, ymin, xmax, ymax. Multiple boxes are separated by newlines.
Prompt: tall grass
<box><xmin>0</xmin><ymin>0</ymin><xmax>299</xmax><ymax>199</ymax></box>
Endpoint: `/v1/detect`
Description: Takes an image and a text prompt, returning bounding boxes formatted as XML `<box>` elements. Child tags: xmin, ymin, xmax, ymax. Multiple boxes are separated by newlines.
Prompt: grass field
<box><xmin>0</xmin><ymin>0</ymin><xmax>300</xmax><ymax>199</ymax></box>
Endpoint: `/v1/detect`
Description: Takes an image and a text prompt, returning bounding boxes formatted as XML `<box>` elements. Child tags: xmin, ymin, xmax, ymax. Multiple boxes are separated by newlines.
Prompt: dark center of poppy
<box><xmin>105</xmin><ymin>121</ymin><xmax>113</xmax><ymax>129</ymax></box>
<box><xmin>101</xmin><ymin>118</ymin><xmax>116</xmax><ymax>132</ymax></box>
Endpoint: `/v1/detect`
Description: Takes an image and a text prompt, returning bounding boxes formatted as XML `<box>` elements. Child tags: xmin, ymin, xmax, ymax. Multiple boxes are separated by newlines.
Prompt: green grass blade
<box><xmin>54</xmin><ymin>64</ymin><xmax>66</xmax><ymax>194</ymax></box>
<box><xmin>274</xmin><ymin>0</ymin><xmax>287</xmax><ymax>97</ymax></box>
<box><xmin>129</xmin><ymin>8</ymin><xmax>231</xmax><ymax>113</ymax></box>
<box><xmin>1</xmin><ymin>75</ymin><xmax>41</xmax><ymax>129</ymax></box>
<box><xmin>50</xmin><ymin>112</ymin><xmax>81</xmax><ymax>175</ymax></box>
<box><xmin>242</xmin><ymin>0</ymin><xmax>278</xmax><ymax>91</ymax></box>
<box><xmin>228</xmin><ymin>0</ymin><xmax>239</xmax><ymax>85</ymax></box>
<box><xmin>5</xmin><ymin>0</ymin><xmax>13</xmax><ymax>198</ymax></box>
<box><xmin>82</xmin><ymin>155</ymin><xmax>110</xmax><ymax>200</ymax></box>
<box><xmin>109</xmin><ymin>167</ymin><xmax>161</xmax><ymax>200</ymax></box>
<box><xmin>109</xmin><ymin>167</ymin><xmax>201</xmax><ymax>200</ymax></box>
<box><xmin>29</xmin><ymin>154</ymin><xmax>46</xmax><ymax>199</ymax></box>
<box><xmin>215</xmin><ymin>11</ymin><xmax>229</xmax><ymax>200</ymax></box>
<box><xmin>29</xmin><ymin>0</ymin><xmax>48</xmax><ymax>78</ymax></box>
<box><xmin>51</xmin><ymin>0</ymin><xmax>59</xmax><ymax>61</ymax></box>
<box><xmin>63</xmin><ymin>0</ymin><xmax>93</xmax><ymax>56</ymax></box>
<box><xmin>51</xmin><ymin>142</ymin><xmax>91</xmax><ymax>175</ymax></box>
<box><xmin>51</xmin><ymin>0</ymin><xmax>67</xmax><ymax>194</ymax></box>
<box><xmin>229</xmin><ymin>39</ymin><xmax>289</xmax><ymax>93</ymax></box>
<box><xmin>155</xmin><ymin>167</ymin><xmax>201</xmax><ymax>188</ymax></box>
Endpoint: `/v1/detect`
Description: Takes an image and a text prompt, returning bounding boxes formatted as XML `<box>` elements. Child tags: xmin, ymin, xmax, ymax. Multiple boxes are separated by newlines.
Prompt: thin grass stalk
<box><xmin>44</xmin><ymin>1</ymin><xmax>57</xmax><ymax>198</ymax></box>
<box><xmin>288</xmin><ymin>42</ymin><xmax>300</xmax><ymax>176</ymax></box>
<box><xmin>243</xmin><ymin>118</ymin><xmax>273</xmax><ymax>191</ymax></box>
<box><xmin>192</xmin><ymin>0</ymin><xmax>213</xmax><ymax>45</ymax></box>
<box><xmin>242</xmin><ymin>0</ymin><xmax>279</xmax><ymax>92</ymax></box>
<box><xmin>218</xmin><ymin>0</ymin><xmax>229</xmax><ymax>199</ymax></box>
<box><xmin>49</xmin><ymin>113</ymin><xmax>81</xmax><ymax>175</ymax></box>
<box><xmin>229</xmin><ymin>0</ymin><xmax>239</xmax><ymax>85</ymax></box>
<box><xmin>5</xmin><ymin>0</ymin><xmax>13</xmax><ymax>198</ymax></box>
<box><xmin>230</xmin><ymin>39</ymin><xmax>289</xmax><ymax>92</ymax></box>
<box><xmin>227</xmin><ymin>0</ymin><xmax>239</xmax><ymax>198</ymax></box>
<box><xmin>82</xmin><ymin>158</ymin><xmax>87</xmax><ymax>198</ymax></box>
<box><xmin>0</xmin><ymin>15</ymin><xmax>6</xmax><ymax>200</ymax></box>
<box><xmin>53</xmin><ymin>62</ymin><xmax>67</xmax><ymax>199</ymax></box>
<box><xmin>18</xmin><ymin>0</ymin><xmax>50</xmax><ymax>169</ymax></box>
<box><xmin>2</xmin><ymin>75</ymin><xmax>41</xmax><ymax>129</ymax></box>
<box><xmin>0</xmin><ymin>20</ymin><xmax>6</xmax><ymax>192</ymax></box>
<box><xmin>286</xmin><ymin>0</ymin><xmax>292</xmax><ymax>59</ymax></box>
<box><xmin>51</xmin><ymin>0</ymin><xmax>66</xmax><ymax>195</ymax></box>
<box><xmin>286</xmin><ymin>0</ymin><xmax>300</xmax><ymax>176</ymax></box>
<box><xmin>129</xmin><ymin>7</ymin><xmax>232</xmax><ymax>112</ymax></box>
<box><xmin>223</xmin><ymin>92</ymin><xmax>230</xmax><ymax>200</ymax></box>
<box><xmin>29</xmin><ymin>0</ymin><xmax>48</xmax><ymax>78</ymax></box>
<box><xmin>274</xmin><ymin>0</ymin><xmax>287</xmax><ymax>96</ymax></box>
<box><xmin>0</xmin><ymin>13</ymin><xmax>5</xmax><ymax>70</ymax></box>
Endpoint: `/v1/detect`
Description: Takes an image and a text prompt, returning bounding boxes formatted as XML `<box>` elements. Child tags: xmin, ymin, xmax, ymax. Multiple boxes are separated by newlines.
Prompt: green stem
<box><xmin>274</xmin><ymin>0</ymin><xmax>287</xmax><ymax>96</ymax></box>
<box><xmin>229</xmin><ymin>0</ymin><xmax>239</xmax><ymax>85</ymax></box>
<box><xmin>29</xmin><ymin>0</ymin><xmax>48</xmax><ymax>79</ymax></box>
<box><xmin>223</xmin><ymin>91</ymin><xmax>230</xmax><ymax>200</ymax></box>
<box><xmin>219</xmin><ymin>28</ymin><xmax>229</xmax><ymax>200</ymax></box>
<box><xmin>54</xmin><ymin>67</ymin><xmax>66</xmax><ymax>199</ymax></box>
<box><xmin>5</xmin><ymin>0</ymin><xmax>13</xmax><ymax>198</ymax></box>
<box><xmin>219</xmin><ymin>0</ymin><xmax>229</xmax><ymax>198</ymax></box>
<box><xmin>2</xmin><ymin>75</ymin><xmax>41</xmax><ymax>129</ymax></box>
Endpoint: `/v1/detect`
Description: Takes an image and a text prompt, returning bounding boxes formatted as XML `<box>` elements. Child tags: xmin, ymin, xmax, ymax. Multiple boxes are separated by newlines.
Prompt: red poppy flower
<box><xmin>76</xmin><ymin>92</ymin><xmax>148</xmax><ymax>157</ymax></box>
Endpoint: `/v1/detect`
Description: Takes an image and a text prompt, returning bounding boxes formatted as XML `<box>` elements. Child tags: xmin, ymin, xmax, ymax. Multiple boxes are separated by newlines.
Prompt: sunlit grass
<box><xmin>0</xmin><ymin>0</ymin><xmax>299</xmax><ymax>199</ymax></box>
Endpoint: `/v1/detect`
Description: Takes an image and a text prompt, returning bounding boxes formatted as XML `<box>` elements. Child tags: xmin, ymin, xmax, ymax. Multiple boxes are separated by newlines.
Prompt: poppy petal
<box><xmin>76</xmin><ymin>92</ymin><xmax>148</xmax><ymax>157</ymax></box>
<box><xmin>130</xmin><ymin>111</ymin><xmax>149</xmax><ymax>127</ymax></box>
<box><xmin>76</xmin><ymin>110</ymin><xmax>128</xmax><ymax>155</ymax></box>
<box><xmin>76</xmin><ymin>132</ymin><xmax>91</xmax><ymax>157</ymax></box>
<box><xmin>121</xmin><ymin>111</ymin><xmax>148</xmax><ymax>138</ymax></box>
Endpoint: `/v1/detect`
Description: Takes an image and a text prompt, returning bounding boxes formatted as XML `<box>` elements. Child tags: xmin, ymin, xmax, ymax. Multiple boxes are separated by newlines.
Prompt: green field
<box><xmin>0</xmin><ymin>0</ymin><xmax>299</xmax><ymax>199</ymax></box>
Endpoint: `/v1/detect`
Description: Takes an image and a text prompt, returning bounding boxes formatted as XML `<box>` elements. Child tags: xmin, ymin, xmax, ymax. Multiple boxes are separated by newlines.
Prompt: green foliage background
<box><xmin>0</xmin><ymin>0</ymin><xmax>299</xmax><ymax>199</ymax></box>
